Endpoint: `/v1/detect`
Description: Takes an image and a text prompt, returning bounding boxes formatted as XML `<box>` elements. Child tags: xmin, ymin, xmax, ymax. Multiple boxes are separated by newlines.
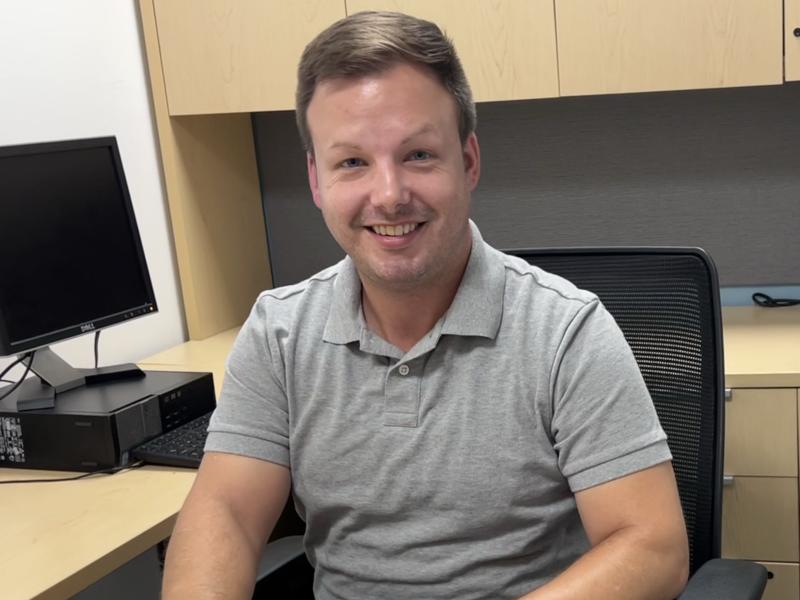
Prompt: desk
<box><xmin>0</xmin><ymin>327</ymin><xmax>238</xmax><ymax>600</ymax></box>
<box><xmin>2</xmin><ymin>308</ymin><xmax>799</xmax><ymax>599</ymax></box>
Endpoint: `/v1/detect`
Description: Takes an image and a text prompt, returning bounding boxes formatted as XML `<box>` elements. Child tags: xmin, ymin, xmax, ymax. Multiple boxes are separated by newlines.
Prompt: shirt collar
<box><xmin>322</xmin><ymin>220</ymin><xmax>505</xmax><ymax>345</ymax></box>
<box><xmin>440</xmin><ymin>221</ymin><xmax>505</xmax><ymax>338</ymax></box>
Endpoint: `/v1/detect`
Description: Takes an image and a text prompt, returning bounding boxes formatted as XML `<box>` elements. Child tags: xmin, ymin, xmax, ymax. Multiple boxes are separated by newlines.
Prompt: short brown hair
<box><xmin>295</xmin><ymin>11</ymin><xmax>476</xmax><ymax>152</ymax></box>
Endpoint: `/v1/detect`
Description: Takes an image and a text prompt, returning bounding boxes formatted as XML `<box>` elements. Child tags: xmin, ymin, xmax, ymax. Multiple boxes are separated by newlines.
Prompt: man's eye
<box><xmin>340</xmin><ymin>158</ymin><xmax>364</xmax><ymax>168</ymax></box>
<box><xmin>408</xmin><ymin>150</ymin><xmax>432</xmax><ymax>161</ymax></box>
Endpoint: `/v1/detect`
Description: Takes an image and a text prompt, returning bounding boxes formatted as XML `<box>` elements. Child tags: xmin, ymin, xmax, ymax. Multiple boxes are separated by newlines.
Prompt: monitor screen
<box><xmin>0</xmin><ymin>137</ymin><xmax>157</xmax><ymax>356</ymax></box>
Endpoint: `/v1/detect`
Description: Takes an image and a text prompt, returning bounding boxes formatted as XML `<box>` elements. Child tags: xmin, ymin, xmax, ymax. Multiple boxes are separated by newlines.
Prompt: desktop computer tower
<box><xmin>0</xmin><ymin>370</ymin><xmax>215</xmax><ymax>471</ymax></box>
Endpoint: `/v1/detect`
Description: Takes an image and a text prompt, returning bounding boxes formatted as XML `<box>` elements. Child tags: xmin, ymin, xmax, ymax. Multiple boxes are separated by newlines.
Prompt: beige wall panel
<box><xmin>346</xmin><ymin>0</ymin><xmax>559</xmax><ymax>101</ymax></box>
<box><xmin>153</xmin><ymin>0</ymin><xmax>345</xmax><ymax>114</ymax></box>
<box><xmin>760</xmin><ymin>562</ymin><xmax>800</xmax><ymax>600</ymax></box>
<box><xmin>140</xmin><ymin>0</ymin><xmax>271</xmax><ymax>340</ymax></box>
<box><xmin>787</xmin><ymin>1</ymin><xmax>800</xmax><ymax>81</ymax></box>
<box><xmin>722</xmin><ymin>477</ymin><xmax>799</xmax><ymax>562</ymax></box>
<box><xmin>556</xmin><ymin>0</ymin><xmax>784</xmax><ymax>96</ymax></box>
<box><xmin>169</xmin><ymin>115</ymin><xmax>270</xmax><ymax>338</ymax></box>
<box><xmin>724</xmin><ymin>388</ymin><xmax>798</xmax><ymax>477</ymax></box>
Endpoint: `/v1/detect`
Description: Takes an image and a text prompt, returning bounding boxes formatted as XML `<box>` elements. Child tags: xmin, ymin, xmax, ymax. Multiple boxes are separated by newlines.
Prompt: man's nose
<box><xmin>371</xmin><ymin>160</ymin><xmax>409</xmax><ymax>213</ymax></box>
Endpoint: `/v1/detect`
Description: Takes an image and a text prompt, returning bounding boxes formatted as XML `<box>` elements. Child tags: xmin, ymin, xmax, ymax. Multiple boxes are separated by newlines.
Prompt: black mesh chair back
<box><xmin>504</xmin><ymin>247</ymin><xmax>724</xmax><ymax>576</ymax></box>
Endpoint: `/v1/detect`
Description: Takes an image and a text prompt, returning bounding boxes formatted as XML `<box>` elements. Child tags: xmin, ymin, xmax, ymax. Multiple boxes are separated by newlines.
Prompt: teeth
<box><xmin>372</xmin><ymin>223</ymin><xmax>417</xmax><ymax>236</ymax></box>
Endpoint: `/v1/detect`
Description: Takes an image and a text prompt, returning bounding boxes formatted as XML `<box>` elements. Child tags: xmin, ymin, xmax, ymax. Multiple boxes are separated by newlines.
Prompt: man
<box><xmin>163</xmin><ymin>11</ymin><xmax>688</xmax><ymax>600</ymax></box>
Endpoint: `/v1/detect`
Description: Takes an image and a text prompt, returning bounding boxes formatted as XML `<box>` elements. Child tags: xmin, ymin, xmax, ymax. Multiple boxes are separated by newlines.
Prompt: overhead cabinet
<box><xmin>345</xmin><ymin>0</ymin><xmax>560</xmax><ymax>101</ymax></box>
<box><xmin>152</xmin><ymin>0</ymin><xmax>345</xmax><ymax>115</ymax></box>
<box><xmin>555</xmin><ymin>0</ymin><xmax>784</xmax><ymax>96</ymax></box>
<box><xmin>787</xmin><ymin>0</ymin><xmax>800</xmax><ymax>81</ymax></box>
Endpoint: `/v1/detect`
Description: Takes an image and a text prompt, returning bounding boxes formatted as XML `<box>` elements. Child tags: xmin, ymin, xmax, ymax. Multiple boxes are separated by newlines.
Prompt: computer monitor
<box><xmin>0</xmin><ymin>136</ymin><xmax>157</xmax><ymax>410</ymax></box>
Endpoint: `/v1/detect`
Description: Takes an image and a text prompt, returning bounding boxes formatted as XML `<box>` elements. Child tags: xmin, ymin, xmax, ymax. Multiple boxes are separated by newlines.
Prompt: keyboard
<box><xmin>131</xmin><ymin>412</ymin><xmax>212</xmax><ymax>468</ymax></box>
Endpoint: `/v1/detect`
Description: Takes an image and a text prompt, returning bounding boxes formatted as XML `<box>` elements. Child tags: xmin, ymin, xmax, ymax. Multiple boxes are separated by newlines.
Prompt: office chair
<box><xmin>504</xmin><ymin>247</ymin><xmax>767</xmax><ymax>600</ymax></box>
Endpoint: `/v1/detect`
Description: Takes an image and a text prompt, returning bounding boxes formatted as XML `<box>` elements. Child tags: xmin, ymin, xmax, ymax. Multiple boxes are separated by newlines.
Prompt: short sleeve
<box><xmin>550</xmin><ymin>299</ymin><xmax>671</xmax><ymax>492</ymax></box>
<box><xmin>204</xmin><ymin>295</ymin><xmax>291</xmax><ymax>467</ymax></box>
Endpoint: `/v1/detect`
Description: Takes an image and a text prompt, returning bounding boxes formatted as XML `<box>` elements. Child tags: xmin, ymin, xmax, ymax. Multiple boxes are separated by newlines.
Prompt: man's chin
<box><xmin>360</xmin><ymin>262</ymin><xmax>429</xmax><ymax>290</ymax></box>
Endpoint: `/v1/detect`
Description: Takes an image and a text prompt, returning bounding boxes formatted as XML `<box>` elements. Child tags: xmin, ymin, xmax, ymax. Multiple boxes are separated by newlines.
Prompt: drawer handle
<box><xmin>723</xmin><ymin>475</ymin><xmax>735</xmax><ymax>487</ymax></box>
<box><xmin>724</xmin><ymin>388</ymin><xmax>732</xmax><ymax>401</ymax></box>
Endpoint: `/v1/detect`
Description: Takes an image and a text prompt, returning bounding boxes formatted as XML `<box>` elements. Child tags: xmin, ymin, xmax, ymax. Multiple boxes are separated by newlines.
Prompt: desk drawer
<box><xmin>724</xmin><ymin>388</ymin><xmax>798</xmax><ymax>477</ymax></box>
<box><xmin>760</xmin><ymin>562</ymin><xmax>800</xmax><ymax>600</ymax></box>
<box><xmin>722</xmin><ymin>476</ymin><xmax>799</xmax><ymax>562</ymax></box>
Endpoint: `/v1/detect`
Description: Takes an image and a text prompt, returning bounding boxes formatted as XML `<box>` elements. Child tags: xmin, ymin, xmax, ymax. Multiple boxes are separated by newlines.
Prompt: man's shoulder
<box><xmin>491</xmin><ymin>247</ymin><xmax>598</xmax><ymax>308</ymax></box>
<box><xmin>247</xmin><ymin>260</ymin><xmax>345</xmax><ymax>332</ymax></box>
<box><xmin>257</xmin><ymin>260</ymin><xmax>343</xmax><ymax>305</ymax></box>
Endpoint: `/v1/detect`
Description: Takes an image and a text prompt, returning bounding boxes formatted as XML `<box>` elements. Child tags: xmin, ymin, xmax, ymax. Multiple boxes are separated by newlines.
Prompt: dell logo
<box><xmin>80</xmin><ymin>322</ymin><xmax>96</xmax><ymax>332</ymax></box>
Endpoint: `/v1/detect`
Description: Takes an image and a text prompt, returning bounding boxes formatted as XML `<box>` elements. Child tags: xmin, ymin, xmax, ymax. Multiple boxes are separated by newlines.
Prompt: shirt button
<box><xmin>398</xmin><ymin>364</ymin><xmax>410</xmax><ymax>376</ymax></box>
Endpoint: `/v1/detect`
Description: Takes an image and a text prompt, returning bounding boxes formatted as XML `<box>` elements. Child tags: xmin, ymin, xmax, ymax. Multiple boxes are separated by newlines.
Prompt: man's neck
<box><xmin>361</xmin><ymin>253</ymin><xmax>471</xmax><ymax>353</ymax></box>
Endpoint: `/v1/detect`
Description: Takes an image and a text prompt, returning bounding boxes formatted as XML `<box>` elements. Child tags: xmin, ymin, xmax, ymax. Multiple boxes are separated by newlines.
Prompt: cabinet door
<box><xmin>724</xmin><ymin>388</ymin><xmax>798</xmax><ymax>477</ymax></box>
<box><xmin>722</xmin><ymin>477</ymin><xmax>799</xmax><ymax>562</ymax></box>
<box><xmin>788</xmin><ymin>0</ymin><xmax>800</xmax><ymax>81</ymax></box>
<box><xmin>346</xmin><ymin>1</ymin><xmax>559</xmax><ymax>102</ymax></box>
<box><xmin>556</xmin><ymin>0</ymin><xmax>783</xmax><ymax>96</ymax></box>
<box><xmin>761</xmin><ymin>563</ymin><xmax>800</xmax><ymax>600</ymax></box>
<box><xmin>153</xmin><ymin>0</ymin><xmax>345</xmax><ymax>114</ymax></box>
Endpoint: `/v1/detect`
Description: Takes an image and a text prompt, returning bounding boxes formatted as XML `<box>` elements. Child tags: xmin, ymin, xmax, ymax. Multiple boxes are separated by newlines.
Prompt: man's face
<box><xmin>305</xmin><ymin>62</ymin><xmax>480</xmax><ymax>293</ymax></box>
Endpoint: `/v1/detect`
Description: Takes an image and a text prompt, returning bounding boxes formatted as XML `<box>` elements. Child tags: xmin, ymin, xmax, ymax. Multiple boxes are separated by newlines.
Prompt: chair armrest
<box><xmin>255</xmin><ymin>535</ymin><xmax>305</xmax><ymax>580</ymax></box>
<box><xmin>677</xmin><ymin>558</ymin><xmax>767</xmax><ymax>600</ymax></box>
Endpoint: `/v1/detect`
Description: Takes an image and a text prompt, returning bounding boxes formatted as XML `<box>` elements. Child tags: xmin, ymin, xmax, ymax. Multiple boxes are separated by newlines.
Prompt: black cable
<box><xmin>0</xmin><ymin>351</ymin><xmax>35</xmax><ymax>402</ymax></box>
<box><xmin>752</xmin><ymin>292</ymin><xmax>800</xmax><ymax>308</ymax></box>
<box><xmin>0</xmin><ymin>380</ymin><xmax>14</xmax><ymax>384</ymax></box>
<box><xmin>94</xmin><ymin>330</ymin><xmax>101</xmax><ymax>369</ymax></box>
<box><xmin>0</xmin><ymin>460</ymin><xmax>146</xmax><ymax>485</ymax></box>
<box><xmin>0</xmin><ymin>354</ymin><xmax>26</xmax><ymax>383</ymax></box>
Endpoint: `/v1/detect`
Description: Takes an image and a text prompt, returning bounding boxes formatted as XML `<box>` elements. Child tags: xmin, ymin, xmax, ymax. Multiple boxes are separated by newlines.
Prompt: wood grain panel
<box><xmin>760</xmin><ymin>562</ymin><xmax>800</xmax><ymax>600</ymax></box>
<box><xmin>140</xmin><ymin>0</ymin><xmax>271</xmax><ymax>339</ymax></box>
<box><xmin>724</xmin><ymin>388</ymin><xmax>798</xmax><ymax>477</ymax></box>
<box><xmin>724</xmin><ymin>308</ymin><xmax>800</xmax><ymax>389</ymax></box>
<box><xmin>153</xmin><ymin>0</ymin><xmax>345</xmax><ymax>114</ymax></box>
<box><xmin>722</xmin><ymin>477</ymin><xmax>799</xmax><ymax>562</ymax></box>
<box><xmin>787</xmin><ymin>0</ymin><xmax>800</xmax><ymax>81</ymax></box>
<box><xmin>346</xmin><ymin>0</ymin><xmax>559</xmax><ymax>101</ymax></box>
<box><xmin>556</xmin><ymin>0</ymin><xmax>783</xmax><ymax>96</ymax></box>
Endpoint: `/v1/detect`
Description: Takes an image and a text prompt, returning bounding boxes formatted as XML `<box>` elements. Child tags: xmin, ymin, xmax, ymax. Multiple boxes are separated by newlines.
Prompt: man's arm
<box><xmin>162</xmin><ymin>451</ymin><xmax>291</xmax><ymax>600</ymax></box>
<box><xmin>520</xmin><ymin>462</ymin><xmax>689</xmax><ymax>600</ymax></box>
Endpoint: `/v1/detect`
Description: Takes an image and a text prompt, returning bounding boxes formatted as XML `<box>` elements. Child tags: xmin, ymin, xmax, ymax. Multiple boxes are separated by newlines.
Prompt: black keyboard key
<box><xmin>131</xmin><ymin>412</ymin><xmax>212</xmax><ymax>468</ymax></box>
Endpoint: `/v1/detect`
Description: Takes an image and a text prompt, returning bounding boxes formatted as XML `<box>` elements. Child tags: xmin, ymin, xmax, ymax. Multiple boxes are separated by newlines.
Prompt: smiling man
<box><xmin>162</xmin><ymin>11</ymin><xmax>689</xmax><ymax>600</ymax></box>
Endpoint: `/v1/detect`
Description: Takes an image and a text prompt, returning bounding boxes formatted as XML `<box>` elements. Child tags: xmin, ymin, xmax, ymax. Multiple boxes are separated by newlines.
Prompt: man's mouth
<box><xmin>369</xmin><ymin>223</ymin><xmax>421</xmax><ymax>237</ymax></box>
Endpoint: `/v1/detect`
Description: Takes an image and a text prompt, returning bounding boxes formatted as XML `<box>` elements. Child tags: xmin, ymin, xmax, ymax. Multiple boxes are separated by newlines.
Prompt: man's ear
<box><xmin>307</xmin><ymin>151</ymin><xmax>323</xmax><ymax>209</ymax></box>
<box><xmin>462</xmin><ymin>132</ymin><xmax>481</xmax><ymax>191</ymax></box>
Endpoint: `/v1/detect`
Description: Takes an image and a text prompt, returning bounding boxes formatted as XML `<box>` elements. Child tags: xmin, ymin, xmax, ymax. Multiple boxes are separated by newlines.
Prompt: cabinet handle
<box><xmin>724</xmin><ymin>388</ymin><xmax>732</xmax><ymax>401</ymax></box>
<box><xmin>723</xmin><ymin>475</ymin><xmax>735</xmax><ymax>487</ymax></box>
<box><xmin>794</xmin><ymin>27</ymin><xmax>800</xmax><ymax>38</ymax></box>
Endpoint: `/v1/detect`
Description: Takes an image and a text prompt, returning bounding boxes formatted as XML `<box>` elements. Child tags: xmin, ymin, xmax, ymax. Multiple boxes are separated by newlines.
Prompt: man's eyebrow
<box><xmin>328</xmin><ymin>141</ymin><xmax>364</xmax><ymax>151</ymax></box>
<box><xmin>327</xmin><ymin>124</ymin><xmax>439</xmax><ymax>151</ymax></box>
<box><xmin>401</xmin><ymin>124</ymin><xmax>438</xmax><ymax>144</ymax></box>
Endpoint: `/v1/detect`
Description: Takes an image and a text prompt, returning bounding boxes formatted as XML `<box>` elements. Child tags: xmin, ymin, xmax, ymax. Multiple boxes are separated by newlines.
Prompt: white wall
<box><xmin>0</xmin><ymin>0</ymin><xmax>186</xmax><ymax>380</ymax></box>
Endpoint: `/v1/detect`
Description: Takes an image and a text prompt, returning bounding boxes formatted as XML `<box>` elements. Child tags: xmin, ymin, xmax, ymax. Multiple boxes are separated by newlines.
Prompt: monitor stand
<box><xmin>15</xmin><ymin>347</ymin><xmax>144</xmax><ymax>411</ymax></box>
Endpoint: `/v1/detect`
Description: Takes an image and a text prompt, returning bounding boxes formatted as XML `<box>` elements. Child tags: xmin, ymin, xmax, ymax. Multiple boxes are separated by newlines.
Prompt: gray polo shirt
<box><xmin>206</xmin><ymin>223</ymin><xmax>671</xmax><ymax>600</ymax></box>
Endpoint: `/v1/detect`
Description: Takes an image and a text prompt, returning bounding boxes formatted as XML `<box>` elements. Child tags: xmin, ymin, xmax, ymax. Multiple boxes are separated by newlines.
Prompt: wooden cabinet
<box><xmin>555</xmin><ymin>0</ymin><xmax>784</xmax><ymax>96</ymax></box>
<box><xmin>152</xmin><ymin>0</ymin><xmax>345</xmax><ymax>115</ymax></box>
<box><xmin>761</xmin><ymin>562</ymin><xmax>800</xmax><ymax>600</ymax></box>
<box><xmin>722</xmin><ymin>307</ymin><xmax>800</xmax><ymax>600</ymax></box>
<box><xmin>721</xmin><ymin>388</ymin><xmax>799</xmax><ymax>567</ymax></box>
<box><xmin>723</xmin><ymin>388</ymin><xmax>797</xmax><ymax>477</ymax></box>
<box><xmin>788</xmin><ymin>0</ymin><xmax>800</xmax><ymax>81</ymax></box>
<box><xmin>345</xmin><ymin>0</ymin><xmax>559</xmax><ymax>101</ymax></box>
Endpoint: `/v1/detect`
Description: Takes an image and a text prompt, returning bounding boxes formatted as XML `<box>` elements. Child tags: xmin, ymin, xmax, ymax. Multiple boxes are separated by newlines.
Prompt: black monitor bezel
<box><xmin>0</xmin><ymin>136</ymin><xmax>158</xmax><ymax>356</ymax></box>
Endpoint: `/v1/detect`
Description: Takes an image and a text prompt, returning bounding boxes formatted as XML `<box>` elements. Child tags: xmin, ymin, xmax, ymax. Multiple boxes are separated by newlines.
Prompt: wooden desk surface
<box><xmin>0</xmin><ymin>327</ymin><xmax>239</xmax><ymax>600</ymax></box>
<box><xmin>1</xmin><ymin>466</ymin><xmax>195</xmax><ymax>600</ymax></box>
<box><xmin>3</xmin><ymin>308</ymin><xmax>799</xmax><ymax>599</ymax></box>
